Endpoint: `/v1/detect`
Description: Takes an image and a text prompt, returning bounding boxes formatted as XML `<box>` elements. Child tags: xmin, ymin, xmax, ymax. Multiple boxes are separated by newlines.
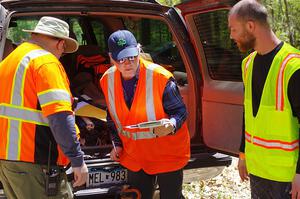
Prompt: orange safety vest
<box><xmin>0</xmin><ymin>42</ymin><xmax>74</xmax><ymax>166</ymax></box>
<box><xmin>100</xmin><ymin>58</ymin><xmax>190</xmax><ymax>174</ymax></box>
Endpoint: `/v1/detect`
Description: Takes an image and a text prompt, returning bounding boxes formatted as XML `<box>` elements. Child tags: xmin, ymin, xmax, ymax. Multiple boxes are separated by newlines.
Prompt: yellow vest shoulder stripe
<box><xmin>7</xmin><ymin>49</ymin><xmax>50</xmax><ymax>161</ymax></box>
<box><xmin>11</xmin><ymin>49</ymin><xmax>50</xmax><ymax>106</ymax></box>
<box><xmin>38</xmin><ymin>89</ymin><xmax>71</xmax><ymax>108</ymax></box>
<box><xmin>243</xmin><ymin>52</ymin><xmax>256</xmax><ymax>81</ymax></box>
<box><xmin>276</xmin><ymin>53</ymin><xmax>300</xmax><ymax>111</ymax></box>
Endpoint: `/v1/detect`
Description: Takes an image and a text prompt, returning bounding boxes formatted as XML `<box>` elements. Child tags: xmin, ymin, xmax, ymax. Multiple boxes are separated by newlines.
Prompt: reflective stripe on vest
<box><xmin>245</xmin><ymin>132</ymin><xmax>299</xmax><ymax>151</ymax></box>
<box><xmin>6</xmin><ymin>49</ymin><xmax>50</xmax><ymax>160</ymax></box>
<box><xmin>145</xmin><ymin>63</ymin><xmax>157</xmax><ymax>121</ymax></box>
<box><xmin>243</xmin><ymin>52</ymin><xmax>255</xmax><ymax>81</ymax></box>
<box><xmin>276</xmin><ymin>53</ymin><xmax>300</xmax><ymax>111</ymax></box>
<box><xmin>107</xmin><ymin>65</ymin><xmax>158</xmax><ymax>140</ymax></box>
<box><xmin>107</xmin><ymin>67</ymin><xmax>122</xmax><ymax>133</ymax></box>
<box><xmin>0</xmin><ymin>103</ymin><xmax>49</xmax><ymax>125</ymax></box>
<box><xmin>38</xmin><ymin>89</ymin><xmax>71</xmax><ymax>107</ymax></box>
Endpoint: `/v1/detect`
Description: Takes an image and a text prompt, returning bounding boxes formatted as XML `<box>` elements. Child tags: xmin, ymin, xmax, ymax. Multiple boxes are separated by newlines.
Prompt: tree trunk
<box><xmin>283</xmin><ymin>0</ymin><xmax>294</xmax><ymax>45</ymax></box>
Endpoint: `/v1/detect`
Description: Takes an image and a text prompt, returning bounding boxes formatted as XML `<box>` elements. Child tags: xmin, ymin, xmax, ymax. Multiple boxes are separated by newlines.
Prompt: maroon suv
<box><xmin>0</xmin><ymin>0</ymin><xmax>244</xmax><ymax>198</ymax></box>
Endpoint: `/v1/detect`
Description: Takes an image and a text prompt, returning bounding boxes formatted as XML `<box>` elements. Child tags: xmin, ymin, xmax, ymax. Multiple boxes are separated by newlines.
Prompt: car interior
<box><xmin>4</xmin><ymin>14</ymin><xmax>189</xmax><ymax>152</ymax></box>
<box><xmin>3</xmin><ymin>9</ymin><xmax>244</xmax><ymax>155</ymax></box>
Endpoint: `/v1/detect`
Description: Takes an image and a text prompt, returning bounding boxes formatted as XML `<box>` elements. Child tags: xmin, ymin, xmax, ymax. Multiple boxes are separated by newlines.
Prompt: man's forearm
<box><xmin>48</xmin><ymin>111</ymin><xmax>84</xmax><ymax>167</ymax></box>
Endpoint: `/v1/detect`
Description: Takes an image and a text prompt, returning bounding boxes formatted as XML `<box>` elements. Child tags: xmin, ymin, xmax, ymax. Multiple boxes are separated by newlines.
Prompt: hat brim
<box><xmin>113</xmin><ymin>46</ymin><xmax>139</xmax><ymax>61</ymax></box>
<box><xmin>23</xmin><ymin>29</ymin><xmax>79</xmax><ymax>53</ymax></box>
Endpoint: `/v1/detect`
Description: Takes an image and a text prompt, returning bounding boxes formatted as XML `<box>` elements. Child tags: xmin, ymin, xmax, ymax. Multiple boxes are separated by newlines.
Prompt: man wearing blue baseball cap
<box><xmin>100</xmin><ymin>30</ymin><xmax>190</xmax><ymax>199</ymax></box>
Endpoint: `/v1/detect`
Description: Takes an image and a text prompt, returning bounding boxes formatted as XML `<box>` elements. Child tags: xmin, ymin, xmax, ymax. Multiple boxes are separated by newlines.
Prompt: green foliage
<box><xmin>70</xmin><ymin>18</ymin><xmax>84</xmax><ymax>45</ymax></box>
<box><xmin>7</xmin><ymin>19</ymin><xmax>38</xmax><ymax>44</ymax></box>
<box><xmin>7</xmin><ymin>1</ymin><xmax>300</xmax><ymax>51</ymax></box>
<box><xmin>156</xmin><ymin>0</ymin><xmax>187</xmax><ymax>6</ymax></box>
<box><xmin>124</xmin><ymin>18</ymin><xmax>172</xmax><ymax>52</ymax></box>
<box><xmin>262</xmin><ymin>0</ymin><xmax>300</xmax><ymax>49</ymax></box>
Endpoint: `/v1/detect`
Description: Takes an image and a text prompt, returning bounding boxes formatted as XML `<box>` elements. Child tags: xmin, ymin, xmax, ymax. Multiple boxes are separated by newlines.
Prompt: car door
<box><xmin>0</xmin><ymin>4</ymin><xmax>8</xmax><ymax>193</ymax></box>
<box><xmin>0</xmin><ymin>4</ymin><xmax>9</xmax><ymax>59</ymax></box>
<box><xmin>172</xmin><ymin>0</ymin><xmax>245</xmax><ymax>155</ymax></box>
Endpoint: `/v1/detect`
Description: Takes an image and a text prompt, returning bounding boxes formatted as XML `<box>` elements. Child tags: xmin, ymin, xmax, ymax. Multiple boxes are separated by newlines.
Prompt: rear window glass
<box><xmin>193</xmin><ymin>9</ymin><xmax>245</xmax><ymax>81</ymax></box>
<box><xmin>69</xmin><ymin>18</ymin><xmax>84</xmax><ymax>45</ymax></box>
<box><xmin>6</xmin><ymin>16</ymin><xmax>186</xmax><ymax>83</ymax></box>
<box><xmin>124</xmin><ymin>18</ymin><xmax>185</xmax><ymax>73</ymax></box>
<box><xmin>90</xmin><ymin>20</ymin><xmax>107</xmax><ymax>52</ymax></box>
<box><xmin>7</xmin><ymin>19</ymin><xmax>38</xmax><ymax>44</ymax></box>
<box><xmin>7</xmin><ymin>17</ymin><xmax>82</xmax><ymax>45</ymax></box>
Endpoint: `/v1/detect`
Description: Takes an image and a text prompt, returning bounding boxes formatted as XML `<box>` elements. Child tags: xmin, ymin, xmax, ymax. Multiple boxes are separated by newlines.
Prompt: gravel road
<box><xmin>183</xmin><ymin>157</ymin><xmax>250</xmax><ymax>199</ymax></box>
<box><xmin>0</xmin><ymin>157</ymin><xmax>250</xmax><ymax>199</ymax></box>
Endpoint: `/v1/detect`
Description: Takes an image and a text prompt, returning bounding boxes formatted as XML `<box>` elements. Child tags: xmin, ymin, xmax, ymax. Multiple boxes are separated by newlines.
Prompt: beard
<box><xmin>236</xmin><ymin>31</ymin><xmax>256</xmax><ymax>53</ymax></box>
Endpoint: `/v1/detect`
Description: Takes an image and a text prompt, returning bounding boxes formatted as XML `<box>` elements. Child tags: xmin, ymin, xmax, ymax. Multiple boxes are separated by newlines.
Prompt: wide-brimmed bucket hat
<box><xmin>23</xmin><ymin>16</ymin><xmax>78</xmax><ymax>53</ymax></box>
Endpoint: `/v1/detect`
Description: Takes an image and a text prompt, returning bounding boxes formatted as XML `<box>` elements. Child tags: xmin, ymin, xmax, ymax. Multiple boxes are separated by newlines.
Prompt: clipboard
<box><xmin>75</xmin><ymin>101</ymin><xmax>107</xmax><ymax>121</ymax></box>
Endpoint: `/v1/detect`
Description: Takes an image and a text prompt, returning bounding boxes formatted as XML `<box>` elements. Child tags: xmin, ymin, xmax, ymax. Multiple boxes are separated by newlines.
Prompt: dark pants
<box><xmin>250</xmin><ymin>174</ymin><xmax>291</xmax><ymax>199</ymax></box>
<box><xmin>128</xmin><ymin>169</ymin><xmax>184</xmax><ymax>199</ymax></box>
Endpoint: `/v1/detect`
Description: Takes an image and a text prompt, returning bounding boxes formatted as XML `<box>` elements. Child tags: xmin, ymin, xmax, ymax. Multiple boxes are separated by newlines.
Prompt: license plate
<box><xmin>86</xmin><ymin>167</ymin><xmax>127</xmax><ymax>187</ymax></box>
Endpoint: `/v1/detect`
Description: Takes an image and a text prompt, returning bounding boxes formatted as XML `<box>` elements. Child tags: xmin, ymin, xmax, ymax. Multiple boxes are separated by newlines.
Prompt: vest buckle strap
<box><xmin>120</xmin><ymin>130</ymin><xmax>156</xmax><ymax>140</ymax></box>
<box><xmin>132</xmin><ymin>131</ymin><xmax>157</xmax><ymax>140</ymax></box>
<box><xmin>120</xmin><ymin>130</ymin><xmax>131</xmax><ymax>139</ymax></box>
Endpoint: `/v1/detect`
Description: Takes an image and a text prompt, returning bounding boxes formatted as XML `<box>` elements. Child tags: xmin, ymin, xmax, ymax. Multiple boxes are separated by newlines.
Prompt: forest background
<box><xmin>158</xmin><ymin>0</ymin><xmax>300</xmax><ymax>49</ymax></box>
<box><xmin>8</xmin><ymin>0</ymin><xmax>300</xmax><ymax>50</ymax></box>
<box><xmin>262</xmin><ymin>0</ymin><xmax>300</xmax><ymax>49</ymax></box>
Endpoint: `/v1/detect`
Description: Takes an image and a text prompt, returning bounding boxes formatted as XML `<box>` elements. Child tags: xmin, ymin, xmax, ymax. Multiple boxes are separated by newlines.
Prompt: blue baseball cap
<box><xmin>108</xmin><ymin>30</ymin><xmax>139</xmax><ymax>61</ymax></box>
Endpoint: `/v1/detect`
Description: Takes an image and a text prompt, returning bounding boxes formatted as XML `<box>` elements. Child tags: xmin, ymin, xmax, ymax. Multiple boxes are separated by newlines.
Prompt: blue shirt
<box><xmin>107</xmin><ymin>68</ymin><xmax>187</xmax><ymax>147</ymax></box>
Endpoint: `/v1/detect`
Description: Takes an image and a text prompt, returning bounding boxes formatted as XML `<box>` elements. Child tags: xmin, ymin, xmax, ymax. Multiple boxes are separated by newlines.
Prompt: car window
<box><xmin>7</xmin><ymin>17</ymin><xmax>84</xmax><ymax>46</ymax></box>
<box><xmin>6</xmin><ymin>15</ymin><xmax>187</xmax><ymax>86</ymax></box>
<box><xmin>193</xmin><ymin>9</ymin><xmax>245</xmax><ymax>81</ymax></box>
<box><xmin>69</xmin><ymin>18</ymin><xmax>84</xmax><ymax>45</ymax></box>
<box><xmin>90</xmin><ymin>20</ymin><xmax>107</xmax><ymax>53</ymax></box>
<box><xmin>7</xmin><ymin>18</ymin><xmax>38</xmax><ymax>44</ymax></box>
<box><xmin>124</xmin><ymin>18</ymin><xmax>186</xmax><ymax>74</ymax></box>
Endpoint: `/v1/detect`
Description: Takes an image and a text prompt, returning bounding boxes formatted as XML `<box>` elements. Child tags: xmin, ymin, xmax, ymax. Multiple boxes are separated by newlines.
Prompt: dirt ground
<box><xmin>183</xmin><ymin>157</ymin><xmax>251</xmax><ymax>199</ymax></box>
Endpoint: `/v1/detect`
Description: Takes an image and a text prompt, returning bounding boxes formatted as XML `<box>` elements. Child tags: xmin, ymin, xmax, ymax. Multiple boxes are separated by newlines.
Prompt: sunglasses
<box><xmin>117</xmin><ymin>56</ymin><xmax>137</xmax><ymax>64</ymax></box>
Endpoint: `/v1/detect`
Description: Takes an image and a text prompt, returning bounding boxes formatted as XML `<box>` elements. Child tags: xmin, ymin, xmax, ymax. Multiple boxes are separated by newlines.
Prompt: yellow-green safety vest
<box><xmin>242</xmin><ymin>42</ymin><xmax>300</xmax><ymax>182</ymax></box>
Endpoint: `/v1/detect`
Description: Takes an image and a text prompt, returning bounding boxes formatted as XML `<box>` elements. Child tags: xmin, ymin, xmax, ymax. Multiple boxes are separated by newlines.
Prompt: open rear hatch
<box><xmin>0</xmin><ymin>0</ymin><xmax>243</xmax><ymax>197</ymax></box>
